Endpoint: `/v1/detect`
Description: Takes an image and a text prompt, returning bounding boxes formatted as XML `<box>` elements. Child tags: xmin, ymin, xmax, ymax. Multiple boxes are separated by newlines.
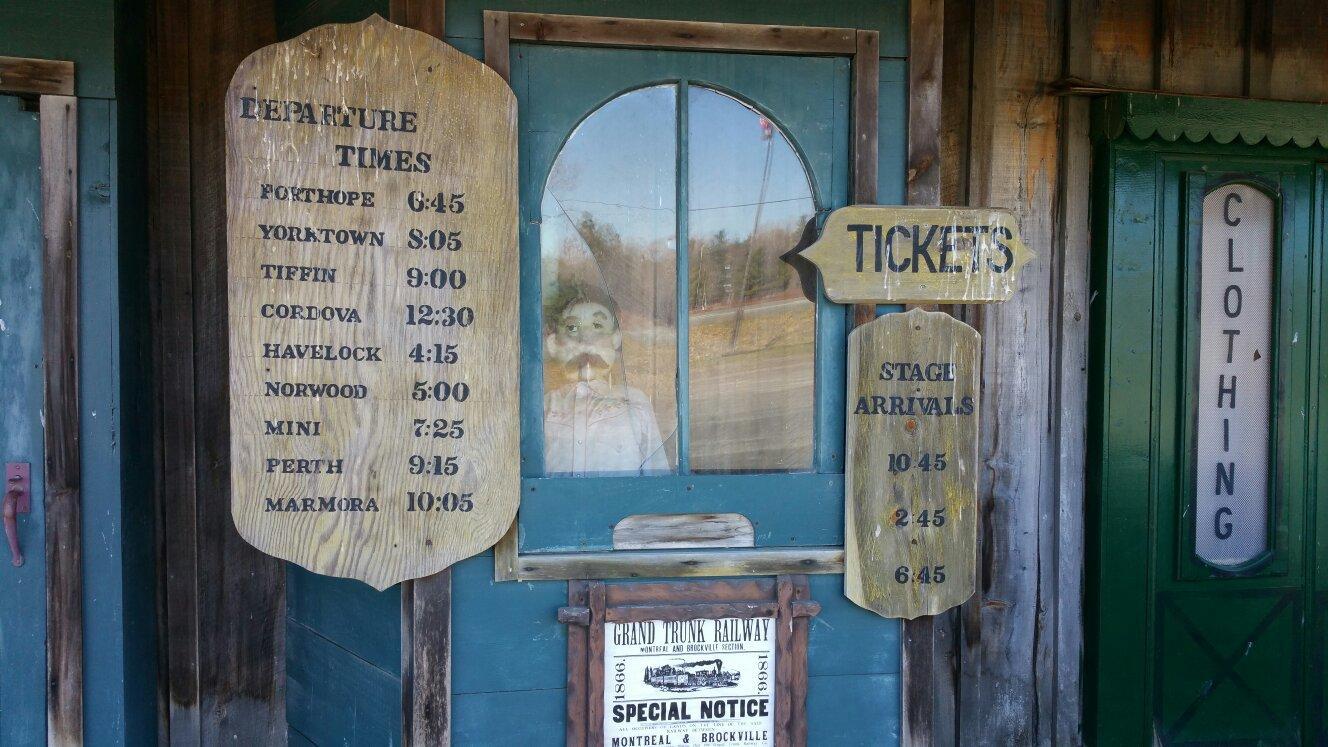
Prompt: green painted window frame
<box><xmin>483</xmin><ymin>12</ymin><xmax>883</xmax><ymax>582</ymax></box>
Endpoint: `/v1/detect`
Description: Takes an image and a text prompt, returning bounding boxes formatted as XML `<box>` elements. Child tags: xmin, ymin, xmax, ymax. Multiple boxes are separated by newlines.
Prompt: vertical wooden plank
<box><xmin>565</xmin><ymin>582</ymin><xmax>590</xmax><ymax>747</ymax></box>
<box><xmin>389</xmin><ymin>7</ymin><xmax>454</xmax><ymax>745</ymax></box>
<box><xmin>788</xmin><ymin>577</ymin><xmax>811</xmax><ymax>747</ymax></box>
<box><xmin>906</xmin><ymin>0</ymin><xmax>943</xmax><ymax>207</ymax></box>
<box><xmin>147</xmin><ymin>0</ymin><xmax>201</xmax><ymax>741</ymax></box>
<box><xmin>389</xmin><ymin>0</ymin><xmax>445</xmax><ymax>39</ymax></box>
<box><xmin>851</xmin><ymin>30</ymin><xmax>878</xmax><ymax>327</ymax></box>
<box><xmin>774</xmin><ymin>578</ymin><xmax>794</xmax><ymax>747</ymax></box>
<box><xmin>1078</xmin><ymin>0</ymin><xmax>1158</xmax><ymax>89</ymax></box>
<box><xmin>900</xmin><ymin>1</ymin><xmax>949</xmax><ymax>744</ymax></box>
<box><xmin>484</xmin><ymin>11</ymin><xmax>511</xmax><ymax>83</ymax></box>
<box><xmin>409</xmin><ymin>573</ymin><xmax>452</xmax><ymax>745</ymax></box>
<box><xmin>1059</xmin><ymin>5</ymin><xmax>1156</xmax><ymax>743</ymax></box>
<box><xmin>186</xmin><ymin>0</ymin><xmax>285</xmax><ymax>741</ymax></box>
<box><xmin>962</xmin><ymin>1</ymin><xmax>1063</xmax><ymax>743</ymax></box>
<box><xmin>1255</xmin><ymin>0</ymin><xmax>1328</xmax><ymax>101</ymax></box>
<box><xmin>1157</xmin><ymin>0</ymin><xmax>1246</xmax><ymax>96</ymax></box>
<box><xmin>400</xmin><ymin>580</ymin><xmax>415</xmax><ymax>743</ymax></box>
<box><xmin>40</xmin><ymin>93</ymin><xmax>83</xmax><ymax>747</ymax></box>
<box><xmin>586</xmin><ymin>582</ymin><xmax>606</xmax><ymax>746</ymax></box>
<box><xmin>483</xmin><ymin>9</ymin><xmax>519</xmax><ymax>588</ymax></box>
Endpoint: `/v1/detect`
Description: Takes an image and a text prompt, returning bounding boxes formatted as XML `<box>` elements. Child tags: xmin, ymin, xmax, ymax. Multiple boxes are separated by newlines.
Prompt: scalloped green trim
<box><xmin>1093</xmin><ymin>93</ymin><xmax>1328</xmax><ymax>149</ymax></box>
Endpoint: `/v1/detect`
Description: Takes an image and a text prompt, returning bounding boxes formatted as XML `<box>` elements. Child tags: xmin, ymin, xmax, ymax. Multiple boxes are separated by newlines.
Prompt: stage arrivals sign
<box><xmin>800</xmin><ymin>205</ymin><xmax>1033</xmax><ymax>304</ymax></box>
<box><xmin>844</xmin><ymin>309</ymin><xmax>980</xmax><ymax>619</ymax></box>
<box><xmin>224</xmin><ymin>16</ymin><xmax>519</xmax><ymax>589</ymax></box>
<box><xmin>606</xmin><ymin>618</ymin><xmax>776</xmax><ymax>746</ymax></box>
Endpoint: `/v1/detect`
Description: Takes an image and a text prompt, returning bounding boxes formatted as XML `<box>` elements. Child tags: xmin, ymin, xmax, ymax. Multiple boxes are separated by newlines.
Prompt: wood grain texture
<box><xmin>964</xmin><ymin>1</ymin><xmax>1062</xmax><ymax>742</ymax></box>
<box><xmin>407</xmin><ymin>571</ymin><xmax>451</xmax><ymax>745</ymax></box>
<box><xmin>1158</xmin><ymin>0</ymin><xmax>1246</xmax><ymax>96</ymax></box>
<box><xmin>225</xmin><ymin>15</ymin><xmax>520</xmax><ymax>589</ymax></box>
<box><xmin>0</xmin><ymin>57</ymin><xmax>75</xmax><ymax>96</ymax></box>
<box><xmin>1253</xmin><ymin>0</ymin><xmax>1328</xmax><ymax>102</ymax></box>
<box><xmin>901</xmin><ymin>4</ymin><xmax>950</xmax><ymax>742</ymax></box>
<box><xmin>188</xmin><ymin>0</ymin><xmax>286</xmax><ymax>741</ymax></box>
<box><xmin>505</xmin><ymin>12</ymin><xmax>857</xmax><ymax>55</ymax></box>
<box><xmin>907</xmin><ymin>0</ymin><xmax>943</xmax><ymax>208</ymax></box>
<box><xmin>40</xmin><ymin>93</ymin><xmax>83</xmax><ymax>747</ymax></box>
<box><xmin>800</xmin><ymin>205</ymin><xmax>1034</xmax><ymax>304</ymax></box>
<box><xmin>851</xmin><ymin>29</ymin><xmax>880</xmax><ymax>327</ymax></box>
<box><xmin>146</xmin><ymin>0</ymin><xmax>203</xmax><ymax>737</ymax></box>
<box><xmin>565</xmin><ymin>580</ymin><xmax>590</xmax><ymax>747</ymax></box>
<box><xmin>844</xmin><ymin>309</ymin><xmax>979</xmax><ymax>619</ymax></box>
<box><xmin>512</xmin><ymin>546</ymin><xmax>843</xmax><ymax>582</ymax></box>
<box><xmin>612</xmin><ymin>513</ymin><xmax>754</xmax><ymax>550</ymax></box>
<box><xmin>389</xmin><ymin>0</ymin><xmax>445</xmax><ymax>40</ymax></box>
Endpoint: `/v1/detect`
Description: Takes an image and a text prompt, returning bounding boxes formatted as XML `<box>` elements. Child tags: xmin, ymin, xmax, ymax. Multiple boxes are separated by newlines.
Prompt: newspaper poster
<box><xmin>605</xmin><ymin>617</ymin><xmax>776</xmax><ymax>746</ymax></box>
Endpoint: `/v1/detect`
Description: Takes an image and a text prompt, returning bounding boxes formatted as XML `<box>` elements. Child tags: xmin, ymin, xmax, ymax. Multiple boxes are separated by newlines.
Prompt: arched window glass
<box><xmin>540</xmin><ymin>84</ymin><xmax>817</xmax><ymax>477</ymax></box>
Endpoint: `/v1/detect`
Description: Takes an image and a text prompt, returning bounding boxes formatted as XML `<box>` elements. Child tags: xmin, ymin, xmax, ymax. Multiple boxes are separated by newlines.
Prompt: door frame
<box><xmin>481</xmin><ymin>10</ymin><xmax>881</xmax><ymax>584</ymax></box>
<box><xmin>1085</xmin><ymin>91</ymin><xmax>1328</xmax><ymax>743</ymax></box>
<box><xmin>0</xmin><ymin>55</ymin><xmax>84</xmax><ymax>744</ymax></box>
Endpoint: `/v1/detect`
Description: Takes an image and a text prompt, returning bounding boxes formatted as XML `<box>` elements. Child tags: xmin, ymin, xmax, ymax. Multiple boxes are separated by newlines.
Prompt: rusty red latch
<box><xmin>4</xmin><ymin>462</ymin><xmax>31</xmax><ymax>567</ymax></box>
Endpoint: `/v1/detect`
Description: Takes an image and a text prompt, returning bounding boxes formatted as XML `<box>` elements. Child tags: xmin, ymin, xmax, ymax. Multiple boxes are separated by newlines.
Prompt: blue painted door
<box><xmin>0</xmin><ymin>94</ymin><xmax>48</xmax><ymax>745</ymax></box>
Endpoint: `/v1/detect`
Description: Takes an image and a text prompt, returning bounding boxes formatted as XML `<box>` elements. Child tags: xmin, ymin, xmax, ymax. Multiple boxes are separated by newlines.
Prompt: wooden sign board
<box><xmin>225</xmin><ymin>15</ymin><xmax>519</xmax><ymax>589</ymax></box>
<box><xmin>800</xmin><ymin>205</ymin><xmax>1033</xmax><ymax>303</ymax></box>
<box><xmin>560</xmin><ymin>578</ymin><xmax>819</xmax><ymax>747</ymax></box>
<box><xmin>844</xmin><ymin>309</ymin><xmax>979</xmax><ymax>619</ymax></box>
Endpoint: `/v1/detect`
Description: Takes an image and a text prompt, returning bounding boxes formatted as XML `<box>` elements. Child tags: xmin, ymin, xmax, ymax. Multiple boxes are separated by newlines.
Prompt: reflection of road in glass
<box><xmin>690</xmin><ymin>297</ymin><xmax>815</xmax><ymax>473</ymax></box>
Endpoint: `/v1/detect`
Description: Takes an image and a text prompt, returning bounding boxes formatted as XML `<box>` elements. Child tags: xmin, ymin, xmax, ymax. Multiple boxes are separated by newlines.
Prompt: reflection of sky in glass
<box><xmin>542</xmin><ymin>85</ymin><xmax>676</xmax><ymax>248</ymax></box>
<box><xmin>688</xmin><ymin>87</ymin><xmax>815</xmax><ymax>241</ymax></box>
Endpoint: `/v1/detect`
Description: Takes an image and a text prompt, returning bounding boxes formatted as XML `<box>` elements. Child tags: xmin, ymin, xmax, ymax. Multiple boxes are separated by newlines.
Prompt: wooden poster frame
<box><xmin>481</xmin><ymin>10</ymin><xmax>880</xmax><ymax>584</ymax></box>
<box><xmin>559</xmin><ymin>575</ymin><xmax>820</xmax><ymax>746</ymax></box>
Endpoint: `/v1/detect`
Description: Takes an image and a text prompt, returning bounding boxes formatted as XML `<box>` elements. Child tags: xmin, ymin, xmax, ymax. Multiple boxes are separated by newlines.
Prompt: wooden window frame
<box><xmin>0</xmin><ymin>55</ymin><xmax>84</xmax><ymax>743</ymax></box>
<box><xmin>480</xmin><ymin>10</ymin><xmax>879</xmax><ymax>583</ymax></box>
<box><xmin>559</xmin><ymin>575</ymin><xmax>820</xmax><ymax>746</ymax></box>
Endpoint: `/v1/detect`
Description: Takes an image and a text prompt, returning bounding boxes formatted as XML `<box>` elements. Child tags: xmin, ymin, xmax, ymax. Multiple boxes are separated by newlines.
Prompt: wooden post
<box><xmin>148</xmin><ymin>0</ymin><xmax>285</xmax><ymax>742</ymax></box>
<box><xmin>40</xmin><ymin>92</ymin><xmax>83</xmax><ymax>747</ymax></box>
<box><xmin>391</xmin><ymin>4</ymin><xmax>454</xmax><ymax>745</ymax></box>
<box><xmin>899</xmin><ymin>1</ymin><xmax>949</xmax><ymax>744</ymax></box>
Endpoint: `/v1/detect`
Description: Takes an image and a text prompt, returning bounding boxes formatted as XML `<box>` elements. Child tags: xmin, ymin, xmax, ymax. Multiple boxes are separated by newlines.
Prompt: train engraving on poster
<box><xmin>224</xmin><ymin>15</ymin><xmax>518</xmax><ymax>589</ymax></box>
<box><xmin>606</xmin><ymin>617</ymin><xmax>776</xmax><ymax>747</ymax></box>
<box><xmin>844</xmin><ymin>309</ymin><xmax>979</xmax><ymax>618</ymax></box>
<box><xmin>800</xmin><ymin>205</ymin><xmax>1033</xmax><ymax>303</ymax></box>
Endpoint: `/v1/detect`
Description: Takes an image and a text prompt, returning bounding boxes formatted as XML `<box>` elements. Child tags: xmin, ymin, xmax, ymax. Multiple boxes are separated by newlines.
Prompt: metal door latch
<box><xmin>4</xmin><ymin>463</ymin><xmax>30</xmax><ymax>567</ymax></box>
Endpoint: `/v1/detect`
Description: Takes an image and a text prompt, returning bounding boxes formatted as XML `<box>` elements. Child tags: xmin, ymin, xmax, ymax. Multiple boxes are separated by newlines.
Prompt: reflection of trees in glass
<box><xmin>545</xmin><ymin>214</ymin><xmax>677</xmax><ymax>328</ymax></box>
<box><xmin>688</xmin><ymin>221</ymin><xmax>806</xmax><ymax>312</ymax></box>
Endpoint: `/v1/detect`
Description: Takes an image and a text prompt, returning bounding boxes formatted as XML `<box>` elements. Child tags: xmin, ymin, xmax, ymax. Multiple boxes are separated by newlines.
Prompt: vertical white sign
<box><xmin>605</xmin><ymin>618</ymin><xmax>775</xmax><ymax>746</ymax></box>
<box><xmin>1195</xmin><ymin>183</ymin><xmax>1273</xmax><ymax>568</ymax></box>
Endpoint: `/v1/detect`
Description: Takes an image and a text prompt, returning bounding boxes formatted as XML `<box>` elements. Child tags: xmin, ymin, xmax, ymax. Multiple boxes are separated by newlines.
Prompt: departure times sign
<box><xmin>224</xmin><ymin>15</ymin><xmax>519</xmax><ymax>589</ymax></box>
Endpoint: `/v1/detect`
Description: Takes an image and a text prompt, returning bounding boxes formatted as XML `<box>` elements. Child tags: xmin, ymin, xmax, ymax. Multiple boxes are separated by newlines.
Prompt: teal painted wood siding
<box><xmin>0</xmin><ymin>0</ymin><xmax>156</xmax><ymax>741</ymax></box>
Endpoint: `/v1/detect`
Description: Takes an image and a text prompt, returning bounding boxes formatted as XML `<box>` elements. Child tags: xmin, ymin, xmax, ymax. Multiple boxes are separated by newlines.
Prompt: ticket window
<box><xmin>1087</xmin><ymin>94</ymin><xmax>1328</xmax><ymax>744</ymax></box>
<box><xmin>514</xmin><ymin>45</ymin><xmax>851</xmax><ymax>555</ymax></box>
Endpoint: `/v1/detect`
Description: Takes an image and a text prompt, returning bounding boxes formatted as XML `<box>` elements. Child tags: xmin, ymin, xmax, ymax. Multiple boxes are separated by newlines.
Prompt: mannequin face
<box><xmin>545</xmin><ymin>300</ymin><xmax>623</xmax><ymax>381</ymax></box>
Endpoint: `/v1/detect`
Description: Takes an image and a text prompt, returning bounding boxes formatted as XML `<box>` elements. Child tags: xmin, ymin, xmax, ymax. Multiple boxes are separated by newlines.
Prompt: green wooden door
<box><xmin>0</xmin><ymin>94</ymin><xmax>48</xmax><ymax>745</ymax></box>
<box><xmin>1088</xmin><ymin>107</ymin><xmax>1328</xmax><ymax>743</ymax></box>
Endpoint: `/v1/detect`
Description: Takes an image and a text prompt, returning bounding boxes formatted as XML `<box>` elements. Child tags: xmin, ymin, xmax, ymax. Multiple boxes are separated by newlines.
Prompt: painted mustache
<box><xmin>567</xmin><ymin>352</ymin><xmax>610</xmax><ymax>371</ymax></box>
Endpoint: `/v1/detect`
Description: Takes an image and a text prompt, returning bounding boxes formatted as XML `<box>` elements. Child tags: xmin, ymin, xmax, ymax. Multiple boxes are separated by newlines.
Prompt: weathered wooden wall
<box><xmin>148</xmin><ymin>0</ymin><xmax>287</xmax><ymax>742</ymax></box>
<box><xmin>935</xmin><ymin>0</ymin><xmax>1328</xmax><ymax>743</ymax></box>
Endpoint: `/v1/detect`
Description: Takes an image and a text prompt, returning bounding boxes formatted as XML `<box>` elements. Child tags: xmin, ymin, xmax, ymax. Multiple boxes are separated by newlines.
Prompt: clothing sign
<box><xmin>800</xmin><ymin>205</ymin><xmax>1033</xmax><ymax>303</ymax></box>
<box><xmin>224</xmin><ymin>15</ymin><xmax>519</xmax><ymax>589</ymax></box>
<box><xmin>844</xmin><ymin>309</ymin><xmax>980</xmax><ymax>618</ymax></box>
<box><xmin>605</xmin><ymin>618</ymin><xmax>776</xmax><ymax>747</ymax></box>
<box><xmin>1195</xmin><ymin>184</ymin><xmax>1274</xmax><ymax>568</ymax></box>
